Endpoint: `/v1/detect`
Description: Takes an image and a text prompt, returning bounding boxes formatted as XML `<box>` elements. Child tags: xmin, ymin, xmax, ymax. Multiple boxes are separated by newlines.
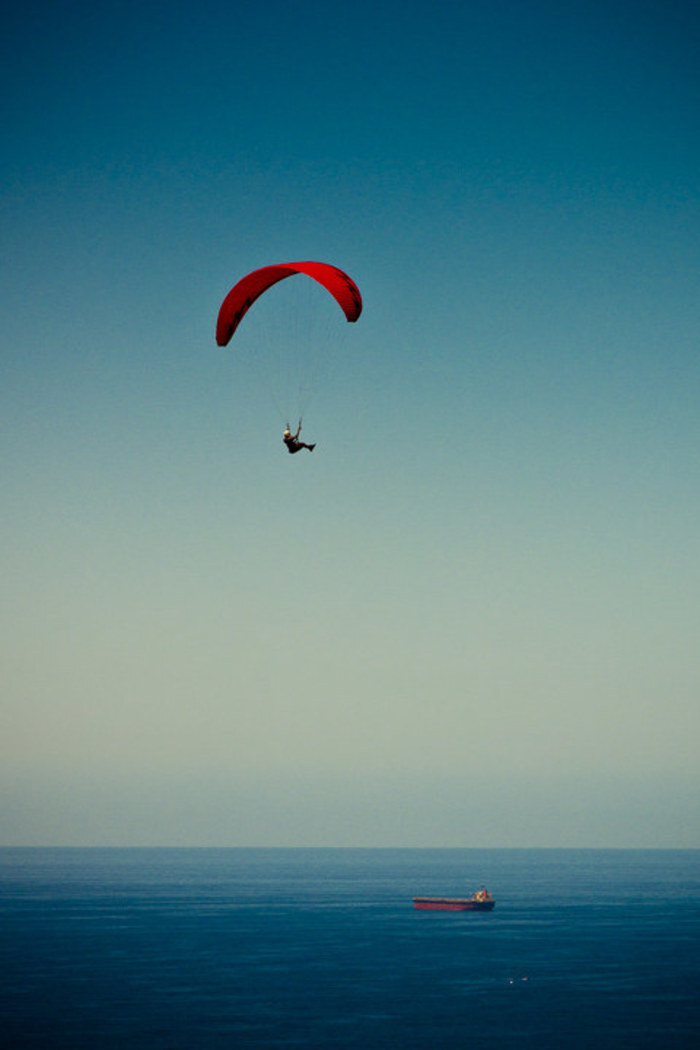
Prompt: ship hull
<box><xmin>413</xmin><ymin>897</ymin><xmax>495</xmax><ymax>912</ymax></box>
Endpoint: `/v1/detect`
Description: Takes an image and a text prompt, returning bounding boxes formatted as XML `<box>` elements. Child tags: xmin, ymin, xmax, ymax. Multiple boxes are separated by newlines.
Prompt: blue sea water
<box><xmin>0</xmin><ymin>848</ymin><xmax>698</xmax><ymax>1049</ymax></box>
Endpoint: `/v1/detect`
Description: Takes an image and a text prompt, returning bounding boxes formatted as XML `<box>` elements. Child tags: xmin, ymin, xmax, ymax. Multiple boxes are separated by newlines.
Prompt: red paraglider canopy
<box><xmin>216</xmin><ymin>261</ymin><xmax>362</xmax><ymax>347</ymax></box>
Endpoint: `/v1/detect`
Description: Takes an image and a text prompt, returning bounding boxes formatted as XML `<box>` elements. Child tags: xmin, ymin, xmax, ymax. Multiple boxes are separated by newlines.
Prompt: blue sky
<box><xmin>2</xmin><ymin>0</ymin><xmax>698</xmax><ymax>846</ymax></box>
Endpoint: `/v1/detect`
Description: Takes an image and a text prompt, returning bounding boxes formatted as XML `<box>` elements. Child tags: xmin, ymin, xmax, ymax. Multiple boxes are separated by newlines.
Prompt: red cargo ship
<box><xmin>413</xmin><ymin>888</ymin><xmax>495</xmax><ymax>911</ymax></box>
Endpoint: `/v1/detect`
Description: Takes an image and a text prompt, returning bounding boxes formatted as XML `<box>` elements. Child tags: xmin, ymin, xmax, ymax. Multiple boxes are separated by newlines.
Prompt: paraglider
<box><xmin>216</xmin><ymin>261</ymin><xmax>362</xmax><ymax>347</ymax></box>
<box><xmin>215</xmin><ymin>261</ymin><xmax>362</xmax><ymax>456</ymax></box>
<box><xmin>283</xmin><ymin>421</ymin><xmax>315</xmax><ymax>454</ymax></box>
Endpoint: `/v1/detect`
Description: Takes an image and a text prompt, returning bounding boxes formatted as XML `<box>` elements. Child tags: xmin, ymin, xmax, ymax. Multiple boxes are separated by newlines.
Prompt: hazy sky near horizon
<box><xmin>2</xmin><ymin>0</ymin><xmax>698</xmax><ymax>846</ymax></box>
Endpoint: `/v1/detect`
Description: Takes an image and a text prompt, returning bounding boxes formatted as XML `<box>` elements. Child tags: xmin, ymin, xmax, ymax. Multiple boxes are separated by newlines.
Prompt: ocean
<box><xmin>1</xmin><ymin>848</ymin><xmax>698</xmax><ymax>1048</ymax></box>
